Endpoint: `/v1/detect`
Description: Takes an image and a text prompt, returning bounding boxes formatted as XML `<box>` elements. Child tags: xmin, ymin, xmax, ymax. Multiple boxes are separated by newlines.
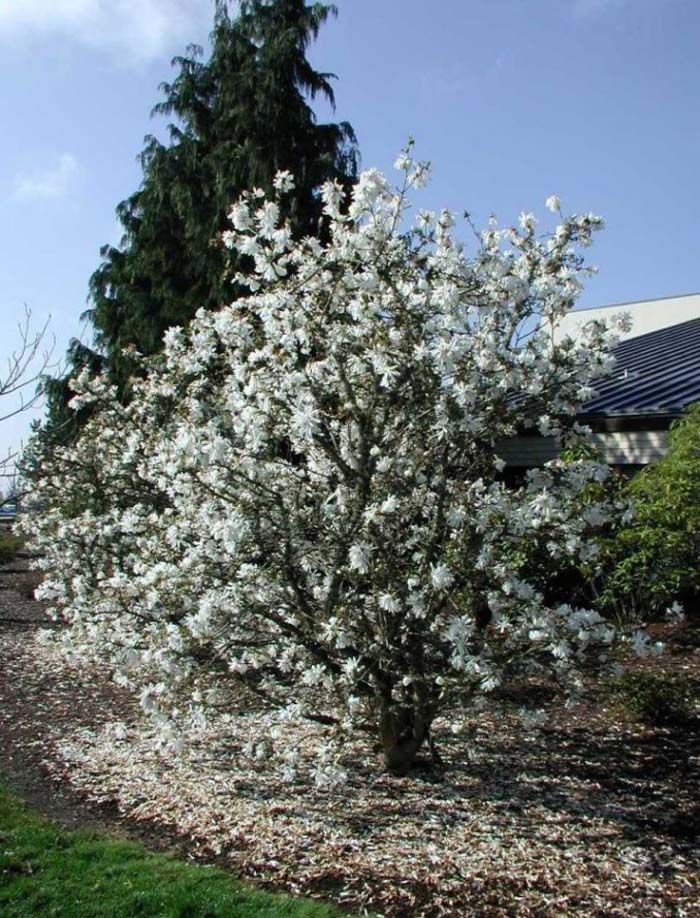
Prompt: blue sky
<box><xmin>1</xmin><ymin>0</ymin><xmax>699</xmax><ymax>461</ymax></box>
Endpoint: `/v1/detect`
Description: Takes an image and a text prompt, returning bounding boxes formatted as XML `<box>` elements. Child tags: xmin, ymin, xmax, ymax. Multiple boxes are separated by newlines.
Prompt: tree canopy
<box><xmin>41</xmin><ymin>0</ymin><xmax>358</xmax><ymax>438</ymax></box>
<box><xmin>24</xmin><ymin>153</ymin><xmax>642</xmax><ymax>777</ymax></box>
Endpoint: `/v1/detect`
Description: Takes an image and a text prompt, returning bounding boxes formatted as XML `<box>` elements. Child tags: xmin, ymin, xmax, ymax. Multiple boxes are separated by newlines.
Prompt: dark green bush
<box><xmin>611</xmin><ymin>672</ymin><xmax>695</xmax><ymax>725</ymax></box>
<box><xmin>504</xmin><ymin>442</ymin><xmax>625</xmax><ymax>611</ymax></box>
<box><xmin>0</xmin><ymin>531</ymin><xmax>22</xmax><ymax>563</ymax></box>
<box><xmin>598</xmin><ymin>404</ymin><xmax>700</xmax><ymax>622</ymax></box>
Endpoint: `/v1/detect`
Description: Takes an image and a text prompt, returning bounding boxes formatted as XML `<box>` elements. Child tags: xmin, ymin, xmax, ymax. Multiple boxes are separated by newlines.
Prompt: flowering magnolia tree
<box><xmin>24</xmin><ymin>149</ymin><xmax>631</xmax><ymax>775</ymax></box>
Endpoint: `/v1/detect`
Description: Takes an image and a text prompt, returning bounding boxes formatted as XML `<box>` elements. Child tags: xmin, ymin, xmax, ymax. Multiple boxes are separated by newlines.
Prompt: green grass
<box><xmin>0</xmin><ymin>784</ymin><xmax>344</xmax><ymax>917</ymax></box>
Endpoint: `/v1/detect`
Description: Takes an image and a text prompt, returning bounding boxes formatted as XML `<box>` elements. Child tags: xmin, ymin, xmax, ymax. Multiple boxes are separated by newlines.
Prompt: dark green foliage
<box><xmin>0</xmin><ymin>532</ymin><xmax>22</xmax><ymax>564</ymax></box>
<box><xmin>598</xmin><ymin>405</ymin><xmax>700</xmax><ymax>621</ymax></box>
<box><xmin>0</xmin><ymin>783</ymin><xmax>344</xmax><ymax>917</ymax></box>
<box><xmin>40</xmin><ymin>0</ymin><xmax>358</xmax><ymax>443</ymax></box>
<box><xmin>610</xmin><ymin>672</ymin><xmax>697</xmax><ymax>726</ymax></box>
<box><xmin>89</xmin><ymin>0</ymin><xmax>357</xmax><ymax>389</ymax></box>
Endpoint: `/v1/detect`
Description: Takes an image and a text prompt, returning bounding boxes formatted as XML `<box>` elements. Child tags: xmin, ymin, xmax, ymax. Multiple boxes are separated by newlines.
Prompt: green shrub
<box><xmin>610</xmin><ymin>672</ymin><xmax>695</xmax><ymax>725</ymax></box>
<box><xmin>598</xmin><ymin>404</ymin><xmax>700</xmax><ymax>622</ymax></box>
<box><xmin>0</xmin><ymin>531</ymin><xmax>22</xmax><ymax>563</ymax></box>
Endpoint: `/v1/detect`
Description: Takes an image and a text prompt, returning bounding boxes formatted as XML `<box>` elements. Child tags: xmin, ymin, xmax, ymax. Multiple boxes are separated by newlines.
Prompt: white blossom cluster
<box><xmin>23</xmin><ymin>146</ymin><xmax>632</xmax><ymax>775</ymax></box>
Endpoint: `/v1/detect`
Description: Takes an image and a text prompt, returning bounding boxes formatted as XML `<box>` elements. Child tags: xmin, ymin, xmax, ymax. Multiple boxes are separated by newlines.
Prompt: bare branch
<box><xmin>0</xmin><ymin>307</ymin><xmax>59</xmax><ymax>502</ymax></box>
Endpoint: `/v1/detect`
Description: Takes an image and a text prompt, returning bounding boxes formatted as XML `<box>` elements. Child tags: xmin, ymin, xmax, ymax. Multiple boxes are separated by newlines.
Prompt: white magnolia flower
<box><xmin>348</xmin><ymin>543</ymin><xmax>373</xmax><ymax>574</ymax></box>
<box><xmin>139</xmin><ymin>682</ymin><xmax>164</xmax><ymax>714</ymax></box>
<box><xmin>256</xmin><ymin>201</ymin><xmax>280</xmax><ymax>239</ymax></box>
<box><xmin>665</xmin><ymin>601</ymin><xmax>685</xmax><ymax>623</ymax></box>
<box><xmin>273</xmin><ymin>170</ymin><xmax>295</xmax><ymax>193</ymax></box>
<box><xmin>378</xmin><ymin>593</ymin><xmax>401</xmax><ymax>613</ymax></box>
<box><xmin>407</xmin><ymin>162</ymin><xmax>430</xmax><ymax>189</ymax></box>
<box><xmin>228</xmin><ymin>201</ymin><xmax>251</xmax><ymax>231</ymax></box>
<box><xmin>430</xmin><ymin>563</ymin><xmax>454</xmax><ymax>590</ymax></box>
<box><xmin>519</xmin><ymin>211</ymin><xmax>537</xmax><ymax>232</ymax></box>
<box><xmin>631</xmin><ymin>630</ymin><xmax>664</xmax><ymax>659</ymax></box>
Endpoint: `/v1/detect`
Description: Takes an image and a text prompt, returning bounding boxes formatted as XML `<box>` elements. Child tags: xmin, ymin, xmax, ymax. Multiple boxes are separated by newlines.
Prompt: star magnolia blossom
<box><xmin>23</xmin><ymin>146</ymin><xmax>632</xmax><ymax>777</ymax></box>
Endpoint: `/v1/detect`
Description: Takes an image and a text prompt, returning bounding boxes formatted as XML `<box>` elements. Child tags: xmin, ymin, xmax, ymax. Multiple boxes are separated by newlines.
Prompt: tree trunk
<box><xmin>378</xmin><ymin>696</ymin><xmax>433</xmax><ymax>775</ymax></box>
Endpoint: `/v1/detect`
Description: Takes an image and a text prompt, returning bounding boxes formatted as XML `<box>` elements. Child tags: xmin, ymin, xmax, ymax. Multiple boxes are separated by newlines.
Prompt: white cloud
<box><xmin>13</xmin><ymin>153</ymin><xmax>80</xmax><ymax>201</ymax></box>
<box><xmin>0</xmin><ymin>0</ymin><xmax>212</xmax><ymax>64</ymax></box>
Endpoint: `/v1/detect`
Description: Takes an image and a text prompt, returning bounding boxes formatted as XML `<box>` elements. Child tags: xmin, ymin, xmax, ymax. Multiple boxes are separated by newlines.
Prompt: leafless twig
<box><xmin>0</xmin><ymin>306</ymin><xmax>58</xmax><ymax>500</ymax></box>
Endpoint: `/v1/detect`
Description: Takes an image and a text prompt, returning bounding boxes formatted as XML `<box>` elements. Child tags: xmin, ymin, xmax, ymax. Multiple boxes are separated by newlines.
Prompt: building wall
<box><xmin>497</xmin><ymin>429</ymin><xmax>668</xmax><ymax>468</ymax></box>
<box><xmin>553</xmin><ymin>292</ymin><xmax>700</xmax><ymax>344</ymax></box>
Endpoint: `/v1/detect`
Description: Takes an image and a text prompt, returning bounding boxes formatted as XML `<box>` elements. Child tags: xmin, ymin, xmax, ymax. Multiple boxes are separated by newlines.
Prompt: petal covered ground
<box><xmin>1</xmin><ymin>559</ymin><xmax>699</xmax><ymax>917</ymax></box>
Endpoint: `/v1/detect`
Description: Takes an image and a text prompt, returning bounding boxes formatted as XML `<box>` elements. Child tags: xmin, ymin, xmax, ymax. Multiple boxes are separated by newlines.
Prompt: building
<box><xmin>553</xmin><ymin>291</ymin><xmax>700</xmax><ymax>345</ymax></box>
<box><xmin>498</xmin><ymin>293</ymin><xmax>700</xmax><ymax>470</ymax></box>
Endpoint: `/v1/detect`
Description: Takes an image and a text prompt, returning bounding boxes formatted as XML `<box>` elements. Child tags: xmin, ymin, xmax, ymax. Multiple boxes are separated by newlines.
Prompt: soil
<box><xmin>0</xmin><ymin>555</ymin><xmax>197</xmax><ymax>860</ymax></box>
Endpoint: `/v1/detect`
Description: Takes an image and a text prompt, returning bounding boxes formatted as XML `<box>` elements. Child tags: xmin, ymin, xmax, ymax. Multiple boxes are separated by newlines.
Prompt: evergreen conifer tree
<box><xmin>42</xmin><ymin>0</ymin><xmax>357</xmax><ymax>435</ymax></box>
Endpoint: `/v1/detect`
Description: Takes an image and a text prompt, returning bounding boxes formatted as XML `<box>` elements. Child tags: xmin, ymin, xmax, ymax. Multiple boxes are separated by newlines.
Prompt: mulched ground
<box><xmin>0</xmin><ymin>557</ymin><xmax>198</xmax><ymax>859</ymax></box>
<box><xmin>2</xmin><ymin>555</ymin><xmax>700</xmax><ymax>917</ymax></box>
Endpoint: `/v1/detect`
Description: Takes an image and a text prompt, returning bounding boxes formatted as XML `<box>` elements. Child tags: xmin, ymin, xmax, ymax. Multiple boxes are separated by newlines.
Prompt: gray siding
<box><xmin>497</xmin><ymin>430</ymin><xmax>668</xmax><ymax>467</ymax></box>
<box><xmin>496</xmin><ymin>436</ymin><xmax>560</xmax><ymax>467</ymax></box>
<box><xmin>590</xmin><ymin>430</ymin><xmax>667</xmax><ymax>465</ymax></box>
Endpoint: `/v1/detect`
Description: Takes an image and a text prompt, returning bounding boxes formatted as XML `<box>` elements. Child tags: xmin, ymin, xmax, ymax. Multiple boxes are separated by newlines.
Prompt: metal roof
<box><xmin>581</xmin><ymin>317</ymin><xmax>700</xmax><ymax>417</ymax></box>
